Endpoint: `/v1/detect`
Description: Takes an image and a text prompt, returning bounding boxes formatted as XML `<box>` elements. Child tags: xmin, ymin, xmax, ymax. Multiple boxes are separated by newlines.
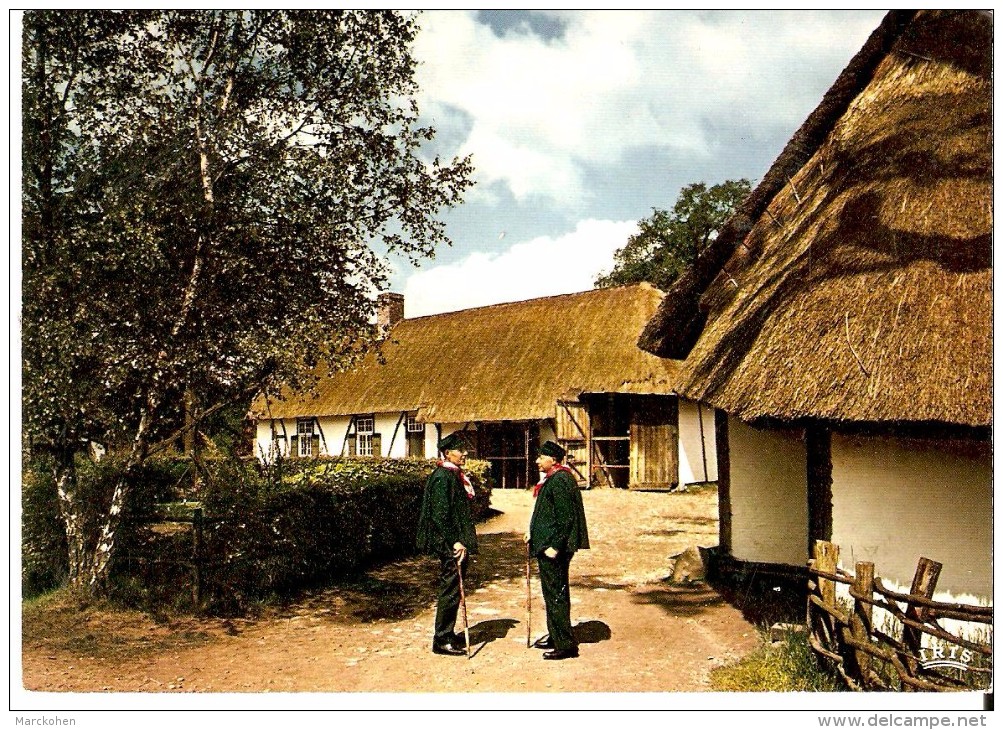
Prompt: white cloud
<box><xmin>414</xmin><ymin>10</ymin><xmax>884</xmax><ymax>207</ymax></box>
<box><xmin>402</xmin><ymin>219</ymin><xmax>638</xmax><ymax>317</ymax></box>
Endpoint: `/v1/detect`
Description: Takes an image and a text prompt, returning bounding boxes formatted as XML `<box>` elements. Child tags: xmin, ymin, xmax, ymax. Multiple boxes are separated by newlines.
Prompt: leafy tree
<box><xmin>21</xmin><ymin>10</ymin><xmax>473</xmax><ymax>591</ymax></box>
<box><xmin>596</xmin><ymin>179</ymin><xmax>751</xmax><ymax>291</ymax></box>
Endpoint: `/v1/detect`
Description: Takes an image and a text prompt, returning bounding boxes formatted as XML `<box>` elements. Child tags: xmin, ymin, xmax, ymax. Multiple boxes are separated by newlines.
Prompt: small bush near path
<box><xmin>710</xmin><ymin>627</ymin><xmax>845</xmax><ymax>692</ymax></box>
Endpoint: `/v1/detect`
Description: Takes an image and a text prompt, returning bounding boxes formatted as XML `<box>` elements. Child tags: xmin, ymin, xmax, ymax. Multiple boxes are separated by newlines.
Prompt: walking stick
<box><xmin>456</xmin><ymin>556</ymin><xmax>472</xmax><ymax>659</ymax></box>
<box><xmin>525</xmin><ymin>541</ymin><xmax>532</xmax><ymax>648</ymax></box>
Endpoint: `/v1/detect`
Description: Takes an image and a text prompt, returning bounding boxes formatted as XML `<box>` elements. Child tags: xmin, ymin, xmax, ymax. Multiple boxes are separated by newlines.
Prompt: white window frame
<box><xmin>297</xmin><ymin>419</ymin><xmax>314</xmax><ymax>457</ymax></box>
<box><xmin>356</xmin><ymin>415</ymin><xmax>375</xmax><ymax>457</ymax></box>
<box><xmin>406</xmin><ymin>413</ymin><xmax>424</xmax><ymax>433</ymax></box>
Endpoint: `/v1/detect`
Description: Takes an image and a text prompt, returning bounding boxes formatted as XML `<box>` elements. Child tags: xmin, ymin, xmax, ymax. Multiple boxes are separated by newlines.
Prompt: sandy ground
<box><xmin>22</xmin><ymin>487</ymin><xmax>761</xmax><ymax>695</ymax></box>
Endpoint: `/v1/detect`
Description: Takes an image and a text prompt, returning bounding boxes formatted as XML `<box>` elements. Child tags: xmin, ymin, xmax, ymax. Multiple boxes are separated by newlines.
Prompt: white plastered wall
<box><xmin>830</xmin><ymin>433</ymin><xmax>992</xmax><ymax>604</ymax></box>
<box><xmin>728</xmin><ymin>416</ymin><xmax>809</xmax><ymax>565</ymax></box>
<box><xmin>678</xmin><ymin>398</ymin><xmax>718</xmax><ymax>485</ymax></box>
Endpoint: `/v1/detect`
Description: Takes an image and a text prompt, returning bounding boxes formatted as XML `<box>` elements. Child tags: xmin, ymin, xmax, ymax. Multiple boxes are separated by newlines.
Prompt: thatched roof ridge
<box><xmin>638</xmin><ymin>10</ymin><xmax>917</xmax><ymax>358</ymax></box>
<box><xmin>642</xmin><ymin>10</ymin><xmax>992</xmax><ymax>427</ymax></box>
<box><xmin>252</xmin><ymin>283</ymin><xmax>682</xmax><ymax>424</ymax></box>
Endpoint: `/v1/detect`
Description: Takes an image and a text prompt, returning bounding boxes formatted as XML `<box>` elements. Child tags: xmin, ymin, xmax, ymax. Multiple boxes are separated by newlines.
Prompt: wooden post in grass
<box><xmin>814</xmin><ymin>540</ymin><xmax>839</xmax><ymax>609</ymax></box>
<box><xmin>848</xmin><ymin>561</ymin><xmax>875</xmax><ymax>684</ymax></box>
<box><xmin>901</xmin><ymin>557</ymin><xmax>941</xmax><ymax>687</ymax></box>
<box><xmin>813</xmin><ymin>540</ymin><xmax>840</xmax><ymax>651</ymax></box>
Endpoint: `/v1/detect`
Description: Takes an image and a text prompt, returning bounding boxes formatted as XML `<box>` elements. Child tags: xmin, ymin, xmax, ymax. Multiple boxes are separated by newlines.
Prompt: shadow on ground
<box><xmin>290</xmin><ymin>530</ymin><xmax>531</xmax><ymax>624</ymax></box>
<box><xmin>469</xmin><ymin>618</ymin><xmax>519</xmax><ymax>645</ymax></box>
<box><xmin>623</xmin><ymin>565</ymin><xmax>805</xmax><ymax>626</ymax></box>
<box><xmin>705</xmin><ymin>569</ymin><xmax>805</xmax><ymax>627</ymax></box>
<box><xmin>574</xmin><ymin>620</ymin><xmax>612</xmax><ymax>644</ymax></box>
<box><xmin>629</xmin><ymin>582</ymin><xmax>728</xmax><ymax>618</ymax></box>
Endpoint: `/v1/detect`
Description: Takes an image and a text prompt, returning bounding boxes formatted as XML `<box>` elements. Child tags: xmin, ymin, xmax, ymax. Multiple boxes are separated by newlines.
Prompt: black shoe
<box><xmin>533</xmin><ymin>635</ymin><xmax>554</xmax><ymax>649</ymax></box>
<box><xmin>432</xmin><ymin>642</ymin><xmax>466</xmax><ymax>657</ymax></box>
<box><xmin>543</xmin><ymin>646</ymin><xmax>579</xmax><ymax>660</ymax></box>
<box><xmin>451</xmin><ymin>633</ymin><xmax>467</xmax><ymax>648</ymax></box>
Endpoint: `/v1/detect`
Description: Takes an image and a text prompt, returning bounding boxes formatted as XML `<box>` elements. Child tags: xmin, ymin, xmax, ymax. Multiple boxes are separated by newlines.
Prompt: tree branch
<box><xmin>144</xmin><ymin>363</ymin><xmax>278</xmax><ymax>459</ymax></box>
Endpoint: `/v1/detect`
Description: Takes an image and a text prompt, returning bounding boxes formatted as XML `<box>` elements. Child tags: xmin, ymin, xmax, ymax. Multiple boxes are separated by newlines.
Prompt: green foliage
<box><xmin>21</xmin><ymin>454</ymin><xmax>186</xmax><ymax>598</ymax></box>
<box><xmin>596</xmin><ymin>179</ymin><xmax>751</xmax><ymax>291</ymax></box>
<box><xmin>92</xmin><ymin>456</ymin><xmax>492</xmax><ymax>615</ymax></box>
<box><xmin>710</xmin><ymin>628</ymin><xmax>845</xmax><ymax>692</ymax></box>
<box><xmin>198</xmin><ymin>457</ymin><xmax>491</xmax><ymax>614</ymax></box>
<box><xmin>21</xmin><ymin>461</ymin><xmax>68</xmax><ymax>598</ymax></box>
<box><xmin>23</xmin><ymin>451</ymin><xmax>494</xmax><ymax>614</ymax></box>
<box><xmin>21</xmin><ymin>10</ymin><xmax>473</xmax><ymax>586</ymax></box>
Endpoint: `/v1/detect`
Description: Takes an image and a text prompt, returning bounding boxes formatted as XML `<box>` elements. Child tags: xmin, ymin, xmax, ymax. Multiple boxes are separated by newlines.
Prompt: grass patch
<box><xmin>710</xmin><ymin>627</ymin><xmax>845</xmax><ymax>692</ymax></box>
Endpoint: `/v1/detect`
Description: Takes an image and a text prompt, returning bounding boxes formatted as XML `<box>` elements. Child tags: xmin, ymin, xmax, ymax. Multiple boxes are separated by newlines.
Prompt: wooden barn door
<box><xmin>629</xmin><ymin>395</ymin><xmax>678</xmax><ymax>490</ymax></box>
<box><xmin>556</xmin><ymin>400</ymin><xmax>590</xmax><ymax>486</ymax></box>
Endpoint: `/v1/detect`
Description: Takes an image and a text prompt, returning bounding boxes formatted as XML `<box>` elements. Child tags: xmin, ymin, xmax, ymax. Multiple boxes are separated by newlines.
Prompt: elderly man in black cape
<box><xmin>416</xmin><ymin>432</ymin><xmax>479</xmax><ymax>656</ymax></box>
<box><xmin>526</xmin><ymin>440</ymin><xmax>590</xmax><ymax>660</ymax></box>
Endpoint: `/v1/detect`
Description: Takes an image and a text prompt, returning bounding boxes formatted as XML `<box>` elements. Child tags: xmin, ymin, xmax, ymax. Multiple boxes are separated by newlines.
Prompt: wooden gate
<box><xmin>556</xmin><ymin>400</ymin><xmax>590</xmax><ymax>486</ymax></box>
<box><xmin>629</xmin><ymin>395</ymin><xmax>678</xmax><ymax>490</ymax></box>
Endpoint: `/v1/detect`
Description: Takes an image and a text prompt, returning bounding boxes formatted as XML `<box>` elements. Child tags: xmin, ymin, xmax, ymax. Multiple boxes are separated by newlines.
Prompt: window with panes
<box><xmin>356</xmin><ymin>416</ymin><xmax>375</xmax><ymax>457</ymax></box>
<box><xmin>297</xmin><ymin>419</ymin><xmax>314</xmax><ymax>457</ymax></box>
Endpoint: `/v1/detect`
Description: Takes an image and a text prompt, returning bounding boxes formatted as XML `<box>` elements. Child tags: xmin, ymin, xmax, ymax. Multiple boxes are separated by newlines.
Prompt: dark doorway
<box><xmin>478</xmin><ymin>422</ymin><xmax>537</xmax><ymax>489</ymax></box>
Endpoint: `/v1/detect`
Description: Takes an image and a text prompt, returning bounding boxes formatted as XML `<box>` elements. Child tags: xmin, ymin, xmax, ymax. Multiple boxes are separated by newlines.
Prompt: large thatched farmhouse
<box><xmin>252</xmin><ymin>283</ymin><xmax>717</xmax><ymax>491</ymax></box>
<box><xmin>639</xmin><ymin>10</ymin><xmax>992</xmax><ymax>602</ymax></box>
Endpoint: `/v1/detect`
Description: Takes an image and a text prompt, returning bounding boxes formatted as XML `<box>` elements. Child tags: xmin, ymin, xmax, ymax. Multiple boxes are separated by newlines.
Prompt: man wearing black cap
<box><xmin>527</xmin><ymin>440</ymin><xmax>590</xmax><ymax>660</ymax></box>
<box><xmin>417</xmin><ymin>432</ymin><xmax>478</xmax><ymax>656</ymax></box>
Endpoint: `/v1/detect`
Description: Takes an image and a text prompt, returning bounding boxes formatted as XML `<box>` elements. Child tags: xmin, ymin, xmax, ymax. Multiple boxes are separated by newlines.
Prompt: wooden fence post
<box><xmin>848</xmin><ymin>561</ymin><xmax>875</xmax><ymax>685</ymax></box>
<box><xmin>813</xmin><ymin>540</ymin><xmax>840</xmax><ymax>650</ymax></box>
<box><xmin>901</xmin><ymin>557</ymin><xmax>941</xmax><ymax>688</ymax></box>
<box><xmin>192</xmin><ymin>508</ymin><xmax>204</xmax><ymax>610</ymax></box>
<box><xmin>814</xmin><ymin>540</ymin><xmax>839</xmax><ymax>607</ymax></box>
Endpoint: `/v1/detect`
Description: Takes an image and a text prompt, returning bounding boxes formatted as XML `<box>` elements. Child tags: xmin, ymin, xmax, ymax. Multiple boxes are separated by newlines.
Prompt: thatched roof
<box><xmin>253</xmin><ymin>283</ymin><xmax>681</xmax><ymax>424</ymax></box>
<box><xmin>638</xmin><ymin>10</ymin><xmax>992</xmax><ymax>427</ymax></box>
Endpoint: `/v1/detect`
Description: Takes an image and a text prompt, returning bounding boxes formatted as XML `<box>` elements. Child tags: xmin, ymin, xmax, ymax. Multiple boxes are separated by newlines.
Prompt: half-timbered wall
<box><xmin>255</xmin><ymin>413</ymin><xmax>436</xmax><ymax>460</ymax></box>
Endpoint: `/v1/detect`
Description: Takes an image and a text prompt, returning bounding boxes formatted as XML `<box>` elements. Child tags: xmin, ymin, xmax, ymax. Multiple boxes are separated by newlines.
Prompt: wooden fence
<box><xmin>807</xmin><ymin>540</ymin><xmax>992</xmax><ymax>692</ymax></box>
<box><xmin>120</xmin><ymin>508</ymin><xmax>206</xmax><ymax>606</ymax></box>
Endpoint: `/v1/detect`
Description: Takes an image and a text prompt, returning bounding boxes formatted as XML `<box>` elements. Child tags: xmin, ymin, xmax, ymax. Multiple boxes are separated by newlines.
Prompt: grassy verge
<box><xmin>710</xmin><ymin>627</ymin><xmax>845</xmax><ymax>692</ymax></box>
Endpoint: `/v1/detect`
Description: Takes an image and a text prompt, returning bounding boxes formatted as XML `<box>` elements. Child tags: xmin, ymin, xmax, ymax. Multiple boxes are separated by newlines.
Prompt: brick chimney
<box><xmin>377</xmin><ymin>292</ymin><xmax>405</xmax><ymax>331</ymax></box>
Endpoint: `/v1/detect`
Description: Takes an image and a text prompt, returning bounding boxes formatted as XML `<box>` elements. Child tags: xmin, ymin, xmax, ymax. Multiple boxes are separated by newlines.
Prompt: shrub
<box><xmin>194</xmin><ymin>456</ymin><xmax>492</xmax><ymax>614</ymax></box>
<box><xmin>21</xmin><ymin>453</ymin><xmax>185</xmax><ymax>599</ymax></box>
<box><xmin>21</xmin><ymin>459</ymin><xmax>68</xmax><ymax>598</ymax></box>
<box><xmin>23</xmin><ymin>454</ymin><xmax>493</xmax><ymax>615</ymax></box>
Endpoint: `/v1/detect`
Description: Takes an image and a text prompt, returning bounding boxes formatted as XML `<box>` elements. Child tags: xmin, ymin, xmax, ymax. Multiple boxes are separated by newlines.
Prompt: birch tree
<box><xmin>21</xmin><ymin>10</ymin><xmax>473</xmax><ymax>590</ymax></box>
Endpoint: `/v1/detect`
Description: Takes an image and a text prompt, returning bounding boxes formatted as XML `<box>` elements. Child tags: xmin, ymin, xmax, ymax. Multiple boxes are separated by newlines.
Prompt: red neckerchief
<box><xmin>533</xmin><ymin>464</ymin><xmax>574</xmax><ymax>498</ymax></box>
<box><xmin>439</xmin><ymin>460</ymin><xmax>475</xmax><ymax>499</ymax></box>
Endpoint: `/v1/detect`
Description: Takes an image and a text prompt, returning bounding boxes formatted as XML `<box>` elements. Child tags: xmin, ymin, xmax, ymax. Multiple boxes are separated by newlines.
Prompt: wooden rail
<box><xmin>807</xmin><ymin>540</ymin><xmax>992</xmax><ymax>692</ymax></box>
<box><xmin>121</xmin><ymin>508</ymin><xmax>207</xmax><ymax>608</ymax></box>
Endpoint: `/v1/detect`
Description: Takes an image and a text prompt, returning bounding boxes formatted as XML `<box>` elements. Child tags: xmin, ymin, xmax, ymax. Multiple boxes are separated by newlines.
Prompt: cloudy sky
<box><xmin>391</xmin><ymin>9</ymin><xmax>888</xmax><ymax>317</ymax></box>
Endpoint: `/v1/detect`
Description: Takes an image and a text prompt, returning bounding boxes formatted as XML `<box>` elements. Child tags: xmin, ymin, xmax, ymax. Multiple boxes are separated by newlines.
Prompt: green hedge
<box><xmin>21</xmin><ymin>455</ymin><xmax>190</xmax><ymax>599</ymax></box>
<box><xmin>21</xmin><ymin>461</ymin><xmax>69</xmax><ymax>598</ymax></box>
<box><xmin>197</xmin><ymin>457</ymin><xmax>492</xmax><ymax>614</ymax></box>
<box><xmin>22</xmin><ymin>454</ymin><xmax>493</xmax><ymax>614</ymax></box>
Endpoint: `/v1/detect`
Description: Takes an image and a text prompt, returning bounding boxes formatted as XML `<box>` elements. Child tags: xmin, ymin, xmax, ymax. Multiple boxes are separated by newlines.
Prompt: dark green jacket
<box><xmin>416</xmin><ymin>465</ymin><xmax>479</xmax><ymax>559</ymax></box>
<box><xmin>529</xmin><ymin>469</ymin><xmax>590</xmax><ymax>557</ymax></box>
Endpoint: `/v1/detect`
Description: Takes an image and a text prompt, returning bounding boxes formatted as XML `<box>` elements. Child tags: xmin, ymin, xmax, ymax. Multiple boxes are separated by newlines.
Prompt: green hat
<box><xmin>539</xmin><ymin>440</ymin><xmax>566</xmax><ymax>461</ymax></box>
<box><xmin>438</xmin><ymin>433</ymin><xmax>464</xmax><ymax>453</ymax></box>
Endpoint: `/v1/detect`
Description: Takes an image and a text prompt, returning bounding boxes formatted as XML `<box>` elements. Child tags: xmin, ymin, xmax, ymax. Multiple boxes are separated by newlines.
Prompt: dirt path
<box><xmin>22</xmin><ymin>488</ymin><xmax>761</xmax><ymax>693</ymax></box>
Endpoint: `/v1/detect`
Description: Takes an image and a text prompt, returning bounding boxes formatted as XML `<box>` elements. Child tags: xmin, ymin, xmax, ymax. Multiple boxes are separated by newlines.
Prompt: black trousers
<box><xmin>538</xmin><ymin>552</ymin><xmax>576</xmax><ymax>651</ymax></box>
<box><xmin>433</xmin><ymin>554</ymin><xmax>467</xmax><ymax>644</ymax></box>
